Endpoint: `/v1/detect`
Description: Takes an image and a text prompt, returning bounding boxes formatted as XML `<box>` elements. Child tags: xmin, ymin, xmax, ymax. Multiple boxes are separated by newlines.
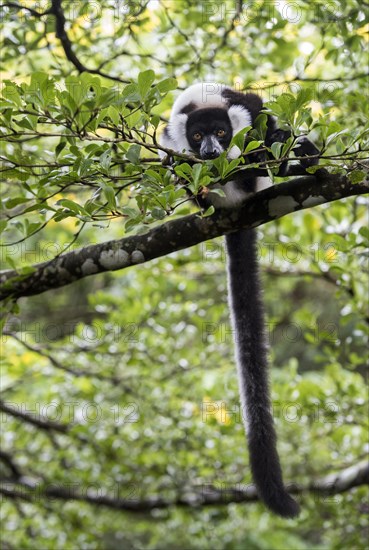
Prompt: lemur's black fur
<box><xmin>160</xmin><ymin>84</ymin><xmax>319</xmax><ymax>518</ymax></box>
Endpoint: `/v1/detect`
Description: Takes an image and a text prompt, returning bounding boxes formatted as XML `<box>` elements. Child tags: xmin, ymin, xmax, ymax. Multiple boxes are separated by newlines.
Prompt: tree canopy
<box><xmin>0</xmin><ymin>1</ymin><xmax>368</xmax><ymax>549</ymax></box>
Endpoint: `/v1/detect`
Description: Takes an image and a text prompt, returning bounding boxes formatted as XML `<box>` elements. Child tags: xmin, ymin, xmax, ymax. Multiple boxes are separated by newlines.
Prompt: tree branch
<box><xmin>0</xmin><ymin>400</ymin><xmax>70</xmax><ymax>434</ymax></box>
<box><xmin>50</xmin><ymin>0</ymin><xmax>88</xmax><ymax>73</ymax></box>
<box><xmin>0</xmin><ymin>449</ymin><xmax>22</xmax><ymax>479</ymax></box>
<box><xmin>1</xmin><ymin>461</ymin><xmax>367</xmax><ymax>511</ymax></box>
<box><xmin>49</xmin><ymin>0</ymin><xmax>130</xmax><ymax>83</ymax></box>
<box><xmin>0</xmin><ymin>173</ymin><xmax>368</xmax><ymax>301</ymax></box>
<box><xmin>1</xmin><ymin>1</ymin><xmax>51</xmax><ymax>17</ymax></box>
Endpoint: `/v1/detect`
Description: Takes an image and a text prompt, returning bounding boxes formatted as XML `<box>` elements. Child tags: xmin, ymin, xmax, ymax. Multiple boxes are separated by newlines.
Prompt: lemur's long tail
<box><xmin>225</xmin><ymin>228</ymin><xmax>300</xmax><ymax>518</ymax></box>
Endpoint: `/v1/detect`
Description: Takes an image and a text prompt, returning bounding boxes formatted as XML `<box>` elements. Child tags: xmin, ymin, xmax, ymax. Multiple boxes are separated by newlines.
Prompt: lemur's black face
<box><xmin>186</xmin><ymin>108</ymin><xmax>233</xmax><ymax>159</ymax></box>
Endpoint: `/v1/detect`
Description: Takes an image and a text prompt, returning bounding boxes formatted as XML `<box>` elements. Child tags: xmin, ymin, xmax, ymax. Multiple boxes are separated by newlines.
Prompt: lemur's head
<box><xmin>185</xmin><ymin>108</ymin><xmax>233</xmax><ymax>159</ymax></box>
<box><xmin>162</xmin><ymin>83</ymin><xmax>253</xmax><ymax>160</ymax></box>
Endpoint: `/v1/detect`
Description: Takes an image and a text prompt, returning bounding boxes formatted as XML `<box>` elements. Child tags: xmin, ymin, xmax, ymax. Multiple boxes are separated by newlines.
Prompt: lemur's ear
<box><xmin>179</xmin><ymin>102</ymin><xmax>197</xmax><ymax>115</ymax></box>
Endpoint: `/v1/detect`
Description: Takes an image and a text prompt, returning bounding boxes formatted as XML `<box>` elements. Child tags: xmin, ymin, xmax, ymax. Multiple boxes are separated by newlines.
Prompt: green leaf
<box><xmin>2</xmin><ymin>83</ymin><xmax>22</xmax><ymax>107</ymax></box>
<box><xmin>230</xmin><ymin>126</ymin><xmax>252</xmax><ymax>152</ymax></box>
<box><xmin>102</xmin><ymin>186</ymin><xmax>116</xmax><ymax>209</ymax></box>
<box><xmin>25</xmin><ymin>222</ymin><xmax>43</xmax><ymax>236</ymax></box>
<box><xmin>78</xmin><ymin>158</ymin><xmax>93</xmax><ymax>177</ymax></box>
<box><xmin>348</xmin><ymin>170</ymin><xmax>367</xmax><ymax>184</ymax></box>
<box><xmin>120</xmin><ymin>83</ymin><xmax>140</xmax><ymax>103</ymax></box>
<box><xmin>270</xmin><ymin>141</ymin><xmax>283</xmax><ymax>159</ymax></box>
<box><xmin>359</xmin><ymin>226</ymin><xmax>369</xmax><ymax>241</ymax></box>
<box><xmin>295</xmin><ymin>88</ymin><xmax>313</xmax><ymax>109</ymax></box>
<box><xmin>57</xmin><ymin>199</ymin><xmax>86</xmax><ymax>215</ymax></box>
<box><xmin>65</xmin><ymin>75</ymin><xmax>85</xmax><ymax>107</ymax></box>
<box><xmin>151</xmin><ymin>207</ymin><xmax>166</xmax><ymax>220</ymax></box>
<box><xmin>122</xmin><ymin>206</ymin><xmax>139</xmax><ymax>218</ymax></box>
<box><xmin>55</xmin><ymin>140</ymin><xmax>67</xmax><ymax>158</ymax></box>
<box><xmin>332</xmin><ymin>234</ymin><xmax>349</xmax><ymax>252</ymax></box>
<box><xmin>211</xmin><ymin>153</ymin><xmax>227</xmax><ymax>177</ymax></box>
<box><xmin>174</xmin><ymin>163</ymin><xmax>193</xmax><ymax>182</ymax></box>
<box><xmin>99</xmin><ymin>149</ymin><xmax>112</xmax><ymax>172</ymax></box>
<box><xmin>252</xmin><ymin>114</ymin><xmax>268</xmax><ymax>139</ymax></box>
<box><xmin>125</xmin><ymin>110</ymin><xmax>142</xmax><ymax>128</ymax></box>
<box><xmin>138</xmin><ymin>70</ymin><xmax>155</xmax><ymax>99</ymax></box>
<box><xmin>0</xmin><ymin>220</ymin><xmax>8</xmax><ymax>234</ymax></box>
<box><xmin>192</xmin><ymin>163</ymin><xmax>203</xmax><ymax>186</ymax></box>
<box><xmin>4</xmin><ymin>255</ymin><xmax>17</xmax><ymax>269</ymax></box>
<box><xmin>16</xmin><ymin>115</ymin><xmax>37</xmax><ymax>131</ymax></box>
<box><xmin>202</xmin><ymin>205</ymin><xmax>215</xmax><ymax>217</ymax></box>
<box><xmin>126</xmin><ymin>144</ymin><xmax>141</xmax><ymax>164</ymax></box>
<box><xmin>151</xmin><ymin>114</ymin><xmax>160</xmax><ymax>128</ymax></box>
<box><xmin>145</xmin><ymin>169</ymin><xmax>162</xmax><ymax>183</ymax></box>
<box><xmin>156</xmin><ymin>78</ymin><xmax>178</xmax><ymax>93</ymax></box>
<box><xmin>208</xmin><ymin>187</ymin><xmax>226</xmax><ymax>198</ymax></box>
<box><xmin>245</xmin><ymin>140</ymin><xmax>263</xmax><ymax>153</ymax></box>
<box><xmin>223</xmin><ymin>157</ymin><xmax>242</xmax><ymax>177</ymax></box>
<box><xmin>4</xmin><ymin>197</ymin><xmax>29</xmax><ymax>209</ymax></box>
<box><xmin>108</xmin><ymin>105</ymin><xmax>120</xmax><ymax>126</ymax></box>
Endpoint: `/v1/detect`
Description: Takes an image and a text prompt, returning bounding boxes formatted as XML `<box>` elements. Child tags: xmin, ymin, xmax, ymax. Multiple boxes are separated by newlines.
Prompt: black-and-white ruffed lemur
<box><xmin>159</xmin><ymin>83</ymin><xmax>319</xmax><ymax>518</ymax></box>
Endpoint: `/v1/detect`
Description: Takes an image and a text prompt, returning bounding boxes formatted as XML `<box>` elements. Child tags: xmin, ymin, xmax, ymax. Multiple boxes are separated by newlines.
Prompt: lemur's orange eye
<box><xmin>216</xmin><ymin>129</ymin><xmax>226</xmax><ymax>137</ymax></box>
<box><xmin>193</xmin><ymin>132</ymin><xmax>202</xmax><ymax>141</ymax></box>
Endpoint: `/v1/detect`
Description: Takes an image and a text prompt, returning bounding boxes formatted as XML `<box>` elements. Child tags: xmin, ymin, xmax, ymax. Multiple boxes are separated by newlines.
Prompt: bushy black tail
<box><xmin>226</xmin><ymin>228</ymin><xmax>300</xmax><ymax>518</ymax></box>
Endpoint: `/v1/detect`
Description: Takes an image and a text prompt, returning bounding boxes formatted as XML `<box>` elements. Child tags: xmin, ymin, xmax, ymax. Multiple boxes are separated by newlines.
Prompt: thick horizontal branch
<box><xmin>0</xmin><ymin>173</ymin><xmax>368</xmax><ymax>301</ymax></box>
<box><xmin>1</xmin><ymin>461</ymin><xmax>368</xmax><ymax>512</ymax></box>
